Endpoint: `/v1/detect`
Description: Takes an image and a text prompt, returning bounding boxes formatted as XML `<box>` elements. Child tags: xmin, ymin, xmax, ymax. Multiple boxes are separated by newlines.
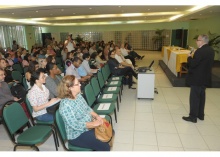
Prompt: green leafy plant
<box><xmin>74</xmin><ymin>35</ymin><xmax>84</xmax><ymax>43</ymax></box>
<box><xmin>152</xmin><ymin>29</ymin><xmax>165</xmax><ymax>51</ymax></box>
<box><xmin>193</xmin><ymin>31</ymin><xmax>220</xmax><ymax>54</ymax></box>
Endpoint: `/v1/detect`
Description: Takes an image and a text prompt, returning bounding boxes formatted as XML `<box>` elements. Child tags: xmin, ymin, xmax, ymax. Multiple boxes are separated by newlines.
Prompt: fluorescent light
<box><xmin>169</xmin><ymin>14</ymin><xmax>183</xmax><ymax>21</ymax></box>
<box><xmin>188</xmin><ymin>5</ymin><xmax>207</xmax><ymax>12</ymax></box>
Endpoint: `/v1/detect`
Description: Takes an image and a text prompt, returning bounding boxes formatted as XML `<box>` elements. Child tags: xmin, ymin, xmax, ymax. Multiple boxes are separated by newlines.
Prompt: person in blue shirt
<box><xmin>57</xmin><ymin>75</ymin><xmax>110</xmax><ymax>151</ymax></box>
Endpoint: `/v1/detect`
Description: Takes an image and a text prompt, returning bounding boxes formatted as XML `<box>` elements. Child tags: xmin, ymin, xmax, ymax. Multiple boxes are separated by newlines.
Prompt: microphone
<box><xmin>190</xmin><ymin>47</ymin><xmax>194</xmax><ymax>54</ymax></box>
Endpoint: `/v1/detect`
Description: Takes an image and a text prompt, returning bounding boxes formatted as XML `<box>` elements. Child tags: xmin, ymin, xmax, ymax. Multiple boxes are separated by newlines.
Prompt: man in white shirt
<box><xmin>115</xmin><ymin>48</ymin><xmax>134</xmax><ymax>70</ymax></box>
<box><xmin>81</xmin><ymin>53</ymin><xmax>98</xmax><ymax>75</ymax></box>
<box><xmin>117</xmin><ymin>44</ymin><xmax>136</xmax><ymax>66</ymax></box>
<box><xmin>65</xmin><ymin>57</ymin><xmax>91</xmax><ymax>83</ymax></box>
<box><xmin>89</xmin><ymin>43</ymin><xmax>97</xmax><ymax>55</ymax></box>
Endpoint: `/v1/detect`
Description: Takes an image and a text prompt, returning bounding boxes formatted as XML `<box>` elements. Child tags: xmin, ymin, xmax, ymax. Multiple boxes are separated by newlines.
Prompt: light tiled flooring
<box><xmin>1</xmin><ymin>50</ymin><xmax>220</xmax><ymax>151</ymax></box>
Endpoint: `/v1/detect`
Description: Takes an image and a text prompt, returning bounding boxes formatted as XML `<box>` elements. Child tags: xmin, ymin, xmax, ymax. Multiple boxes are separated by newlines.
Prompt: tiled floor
<box><xmin>1</xmin><ymin>50</ymin><xmax>220</xmax><ymax>151</ymax></box>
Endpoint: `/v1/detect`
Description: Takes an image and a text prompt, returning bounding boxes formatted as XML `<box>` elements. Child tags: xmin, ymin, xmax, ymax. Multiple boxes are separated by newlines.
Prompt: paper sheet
<box><xmin>97</xmin><ymin>103</ymin><xmax>111</xmax><ymax>110</ymax></box>
<box><xmin>110</xmin><ymin>81</ymin><xmax>118</xmax><ymax>85</ymax></box>
<box><xmin>102</xmin><ymin>94</ymin><xmax>113</xmax><ymax>99</ymax></box>
<box><xmin>107</xmin><ymin>87</ymin><xmax>117</xmax><ymax>91</ymax></box>
<box><xmin>112</xmin><ymin>77</ymin><xmax>119</xmax><ymax>80</ymax></box>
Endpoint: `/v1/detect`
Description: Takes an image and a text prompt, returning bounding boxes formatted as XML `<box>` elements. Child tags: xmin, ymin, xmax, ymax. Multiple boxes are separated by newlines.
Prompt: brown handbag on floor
<box><xmin>95</xmin><ymin>118</ymin><xmax>113</xmax><ymax>142</ymax></box>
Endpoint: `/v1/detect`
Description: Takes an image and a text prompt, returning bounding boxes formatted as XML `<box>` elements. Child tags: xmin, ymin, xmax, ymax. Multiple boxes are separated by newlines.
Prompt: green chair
<box><xmin>11</xmin><ymin>71</ymin><xmax>23</xmax><ymax>83</ymax></box>
<box><xmin>97</xmin><ymin>70</ymin><xmax>121</xmax><ymax>103</ymax></box>
<box><xmin>12</xmin><ymin>63</ymin><xmax>24</xmax><ymax>75</ymax></box>
<box><xmin>100</xmin><ymin>66</ymin><xmax>123</xmax><ymax>94</ymax></box>
<box><xmin>54</xmin><ymin>109</ymin><xmax>93</xmax><ymax>151</ymax></box>
<box><xmin>25</xmin><ymin>97</ymin><xmax>59</xmax><ymax>147</ymax></box>
<box><xmin>2</xmin><ymin>102</ymin><xmax>58</xmax><ymax>151</ymax></box>
<box><xmin>84</xmin><ymin>83</ymin><xmax>117</xmax><ymax>123</ymax></box>
<box><xmin>22</xmin><ymin>77</ymin><xmax>29</xmax><ymax>91</ymax></box>
<box><xmin>90</xmin><ymin>77</ymin><xmax>120</xmax><ymax>113</ymax></box>
<box><xmin>23</xmin><ymin>66</ymin><xmax>29</xmax><ymax>74</ymax></box>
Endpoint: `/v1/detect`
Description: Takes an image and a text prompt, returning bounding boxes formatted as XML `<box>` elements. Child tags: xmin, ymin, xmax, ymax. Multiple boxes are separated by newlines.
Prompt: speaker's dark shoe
<box><xmin>198</xmin><ymin>116</ymin><xmax>204</xmax><ymax>120</ymax></box>
<box><xmin>182</xmin><ymin>116</ymin><xmax>197</xmax><ymax>123</ymax></box>
<box><xmin>129</xmin><ymin>86</ymin><xmax>136</xmax><ymax>89</ymax></box>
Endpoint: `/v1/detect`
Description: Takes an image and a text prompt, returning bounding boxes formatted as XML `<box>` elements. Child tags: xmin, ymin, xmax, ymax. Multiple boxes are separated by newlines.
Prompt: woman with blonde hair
<box><xmin>57</xmin><ymin>75</ymin><xmax>110</xmax><ymax>151</ymax></box>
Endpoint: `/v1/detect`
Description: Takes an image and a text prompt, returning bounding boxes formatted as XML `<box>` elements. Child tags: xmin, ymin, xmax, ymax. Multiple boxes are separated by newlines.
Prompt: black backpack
<box><xmin>10</xmin><ymin>83</ymin><xmax>27</xmax><ymax>103</ymax></box>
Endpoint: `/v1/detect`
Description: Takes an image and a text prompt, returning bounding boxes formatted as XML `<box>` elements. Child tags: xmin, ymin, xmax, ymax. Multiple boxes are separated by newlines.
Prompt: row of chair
<box><xmin>1</xmin><ymin>64</ymin><xmax>125</xmax><ymax>151</ymax></box>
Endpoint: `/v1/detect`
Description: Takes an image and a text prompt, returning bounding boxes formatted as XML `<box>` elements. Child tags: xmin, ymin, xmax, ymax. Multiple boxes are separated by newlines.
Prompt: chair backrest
<box><xmin>12</xmin><ymin>63</ymin><xmax>24</xmax><ymax>74</ymax></box>
<box><xmin>101</xmin><ymin>65</ymin><xmax>108</xmax><ymax>82</ymax></box>
<box><xmin>25</xmin><ymin>97</ymin><xmax>35</xmax><ymax>124</ymax></box>
<box><xmin>11</xmin><ymin>71</ymin><xmax>23</xmax><ymax>83</ymax></box>
<box><xmin>84</xmin><ymin>83</ymin><xmax>96</xmax><ymax>107</ymax></box>
<box><xmin>3</xmin><ymin>102</ymin><xmax>29</xmax><ymax>135</ymax></box>
<box><xmin>23</xmin><ymin>66</ymin><xmax>29</xmax><ymax>74</ymax></box>
<box><xmin>97</xmin><ymin>70</ymin><xmax>105</xmax><ymax>89</ymax></box>
<box><xmin>22</xmin><ymin>77</ymin><xmax>28</xmax><ymax>91</ymax></box>
<box><xmin>55</xmin><ymin>109</ymin><xmax>68</xmax><ymax>150</ymax></box>
<box><xmin>90</xmin><ymin>77</ymin><xmax>101</xmax><ymax>97</ymax></box>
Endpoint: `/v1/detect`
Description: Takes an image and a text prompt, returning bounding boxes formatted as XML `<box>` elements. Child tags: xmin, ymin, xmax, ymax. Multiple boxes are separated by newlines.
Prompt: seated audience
<box><xmin>25</xmin><ymin>61</ymin><xmax>39</xmax><ymax>90</ymax></box>
<box><xmin>47</xmin><ymin>55</ymin><xmax>56</xmax><ymax>64</ymax></box>
<box><xmin>81</xmin><ymin>53</ymin><xmax>97</xmax><ymax>75</ymax></box>
<box><xmin>65</xmin><ymin>52</ymin><xmax>74</xmax><ymax>70</ymax></box>
<box><xmin>0</xmin><ymin>68</ymin><xmax>21</xmax><ymax>115</ymax></box>
<box><xmin>57</xmin><ymin>75</ymin><xmax>110</xmax><ymax>151</ymax></box>
<box><xmin>45</xmin><ymin>63</ymin><xmax>62</xmax><ymax>99</ymax></box>
<box><xmin>65</xmin><ymin>57</ymin><xmax>91</xmax><ymax>89</ymax></box>
<box><xmin>27</xmin><ymin>68</ymin><xmax>60</xmax><ymax>122</ymax></box>
<box><xmin>107</xmin><ymin>49</ymin><xmax>137</xmax><ymax>89</ymax></box>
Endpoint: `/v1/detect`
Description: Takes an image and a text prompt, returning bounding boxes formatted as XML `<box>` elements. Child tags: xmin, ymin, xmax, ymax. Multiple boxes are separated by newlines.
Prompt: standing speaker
<box><xmin>176</xmin><ymin>29</ymin><xmax>182</xmax><ymax>39</ymax></box>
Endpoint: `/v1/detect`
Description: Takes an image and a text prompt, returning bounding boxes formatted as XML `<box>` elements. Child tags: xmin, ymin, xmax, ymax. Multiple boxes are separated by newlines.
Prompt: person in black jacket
<box><xmin>183</xmin><ymin>34</ymin><xmax>215</xmax><ymax>123</ymax></box>
<box><xmin>107</xmin><ymin>49</ymin><xmax>137</xmax><ymax>89</ymax></box>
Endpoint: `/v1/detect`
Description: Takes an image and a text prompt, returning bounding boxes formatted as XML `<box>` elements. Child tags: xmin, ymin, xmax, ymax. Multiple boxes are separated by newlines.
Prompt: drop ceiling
<box><xmin>0</xmin><ymin>5</ymin><xmax>220</xmax><ymax>26</ymax></box>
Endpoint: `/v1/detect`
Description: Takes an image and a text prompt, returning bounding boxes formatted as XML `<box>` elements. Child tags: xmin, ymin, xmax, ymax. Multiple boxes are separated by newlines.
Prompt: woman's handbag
<box><xmin>95</xmin><ymin>118</ymin><xmax>113</xmax><ymax>142</ymax></box>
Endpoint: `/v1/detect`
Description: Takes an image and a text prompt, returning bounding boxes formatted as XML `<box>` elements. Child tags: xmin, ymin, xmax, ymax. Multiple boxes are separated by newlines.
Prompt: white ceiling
<box><xmin>0</xmin><ymin>5</ymin><xmax>220</xmax><ymax>26</ymax></box>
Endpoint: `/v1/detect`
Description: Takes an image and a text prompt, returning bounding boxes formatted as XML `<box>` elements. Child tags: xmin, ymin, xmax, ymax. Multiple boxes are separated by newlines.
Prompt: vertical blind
<box><xmin>0</xmin><ymin>25</ymin><xmax>27</xmax><ymax>50</ymax></box>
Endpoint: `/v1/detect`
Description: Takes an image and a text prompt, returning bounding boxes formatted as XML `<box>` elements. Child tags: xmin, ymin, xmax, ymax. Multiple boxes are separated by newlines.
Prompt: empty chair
<box><xmin>84</xmin><ymin>83</ymin><xmax>117</xmax><ymax>123</ymax></box>
<box><xmin>2</xmin><ymin>102</ymin><xmax>58</xmax><ymax>151</ymax></box>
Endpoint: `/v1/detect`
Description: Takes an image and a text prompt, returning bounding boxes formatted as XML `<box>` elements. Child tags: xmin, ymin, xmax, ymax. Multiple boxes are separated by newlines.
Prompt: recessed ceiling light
<box><xmin>12</xmin><ymin>13</ymin><xmax>14</xmax><ymax>14</ymax></box>
<box><xmin>200</xmin><ymin>14</ymin><xmax>202</xmax><ymax>15</ymax></box>
<box><xmin>61</xmin><ymin>9</ymin><xmax>64</xmax><ymax>11</ymax></box>
<box><xmin>89</xmin><ymin>8</ymin><xmax>92</xmax><ymax>10</ymax></box>
<box><xmin>36</xmin><ymin>11</ymin><xmax>38</xmax><ymax>13</ymax></box>
<box><xmin>118</xmin><ymin>6</ymin><xmax>121</xmax><ymax>8</ymax></box>
<box><xmin>148</xmin><ymin>9</ymin><xmax>150</xmax><ymax>11</ymax></box>
<box><xmin>50</xmin><ymin>14</ymin><xmax>53</xmax><ymax>15</ymax></box>
<box><xmin>73</xmin><ymin>13</ymin><xmax>75</xmax><ymax>14</ymax></box>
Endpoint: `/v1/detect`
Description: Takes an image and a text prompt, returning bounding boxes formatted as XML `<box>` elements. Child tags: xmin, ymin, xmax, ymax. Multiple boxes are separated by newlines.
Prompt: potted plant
<box><xmin>152</xmin><ymin>29</ymin><xmax>165</xmax><ymax>51</ymax></box>
<box><xmin>74</xmin><ymin>35</ymin><xmax>84</xmax><ymax>44</ymax></box>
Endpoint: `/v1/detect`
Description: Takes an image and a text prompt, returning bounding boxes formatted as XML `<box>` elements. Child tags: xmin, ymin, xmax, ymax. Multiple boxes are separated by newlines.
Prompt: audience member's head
<box><xmin>82</xmin><ymin>53</ymin><xmax>90</xmax><ymax>60</ymax></box>
<box><xmin>46</xmin><ymin>55</ymin><xmax>56</xmax><ymax>64</ymax></box>
<box><xmin>0</xmin><ymin>58</ymin><xmax>7</xmax><ymax>69</ymax></box>
<box><xmin>0</xmin><ymin>68</ymin><xmax>5</xmax><ymax>82</ymax></box>
<box><xmin>46</xmin><ymin>62</ymin><xmax>61</xmax><ymax>75</ymax></box>
<box><xmin>57</xmin><ymin>75</ymin><xmax>76</xmax><ymax>99</ymax></box>
<box><xmin>30</xmin><ymin>68</ymin><xmax>45</xmax><ymax>86</ymax></box>
<box><xmin>72</xmin><ymin>57</ymin><xmax>82</xmax><ymax>68</ymax></box>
